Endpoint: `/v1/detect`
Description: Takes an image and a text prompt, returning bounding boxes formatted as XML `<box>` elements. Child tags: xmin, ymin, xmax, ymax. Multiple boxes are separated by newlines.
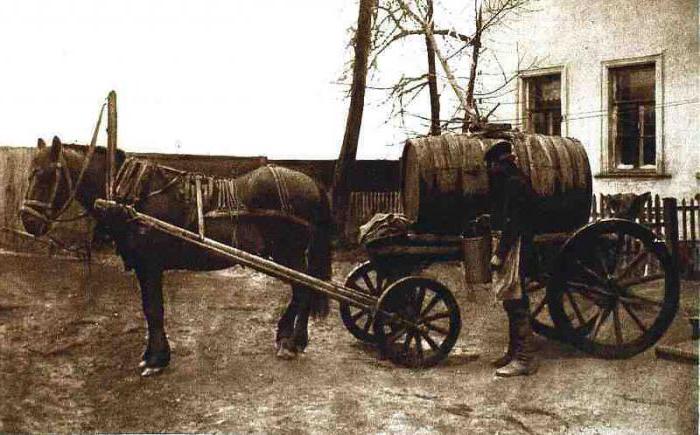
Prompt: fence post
<box><xmin>663</xmin><ymin>197</ymin><xmax>680</xmax><ymax>277</ymax></box>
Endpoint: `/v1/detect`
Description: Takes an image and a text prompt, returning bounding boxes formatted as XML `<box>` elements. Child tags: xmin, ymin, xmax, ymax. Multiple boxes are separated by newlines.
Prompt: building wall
<box><xmin>491</xmin><ymin>0</ymin><xmax>699</xmax><ymax>198</ymax></box>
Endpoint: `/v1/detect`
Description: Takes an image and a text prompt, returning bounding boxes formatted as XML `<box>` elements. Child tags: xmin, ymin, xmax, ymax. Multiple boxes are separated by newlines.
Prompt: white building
<box><xmin>491</xmin><ymin>0</ymin><xmax>699</xmax><ymax>198</ymax></box>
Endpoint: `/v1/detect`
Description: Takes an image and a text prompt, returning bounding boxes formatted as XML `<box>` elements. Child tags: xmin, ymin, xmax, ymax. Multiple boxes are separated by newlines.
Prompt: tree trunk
<box><xmin>425</xmin><ymin>0</ymin><xmax>441</xmax><ymax>136</ymax></box>
<box><xmin>332</xmin><ymin>0</ymin><xmax>375</xmax><ymax>243</ymax></box>
<box><xmin>462</xmin><ymin>7</ymin><xmax>482</xmax><ymax>133</ymax></box>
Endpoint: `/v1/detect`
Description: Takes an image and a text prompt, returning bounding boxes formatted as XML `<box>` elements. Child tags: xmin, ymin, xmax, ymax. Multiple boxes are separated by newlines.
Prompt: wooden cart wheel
<box><xmin>339</xmin><ymin>261</ymin><xmax>393</xmax><ymax>343</ymax></box>
<box><xmin>525</xmin><ymin>278</ymin><xmax>595</xmax><ymax>340</ymax></box>
<box><xmin>373</xmin><ymin>277</ymin><xmax>461</xmax><ymax>368</ymax></box>
<box><xmin>524</xmin><ymin>279</ymin><xmax>561</xmax><ymax>339</ymax></box>
<box><xmin>547</xmin><ymin>219</ymin><xmax>679</xmax><ymax>359</ymax></box>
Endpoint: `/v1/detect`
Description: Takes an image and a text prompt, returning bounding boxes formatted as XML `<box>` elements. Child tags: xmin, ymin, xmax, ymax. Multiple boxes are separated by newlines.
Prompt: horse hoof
<box><xmin>141</xmin><ymin>366</ymin><xmax>165</xmax><ymax>377</ymax></box>
<box><xmin>276</xmin><ymin>346</ymin><xmax>297</xmax><ymax>360</ymax></box>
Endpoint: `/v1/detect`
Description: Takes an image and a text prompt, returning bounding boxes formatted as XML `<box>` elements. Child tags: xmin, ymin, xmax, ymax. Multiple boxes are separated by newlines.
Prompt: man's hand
<box><xmin>490</xmin><ymin>255</ymin><xmax>503</xmax><ymax>271</ymax></box>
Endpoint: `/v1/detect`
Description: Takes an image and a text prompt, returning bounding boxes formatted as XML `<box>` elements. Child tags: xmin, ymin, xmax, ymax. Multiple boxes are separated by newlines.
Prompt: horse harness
<box><xmin>21</xmin><ymin>102</ymin><xmax>107</xmax><ymax>228</ymax></box>
<box><xmin>113</xmin><ymin>158</ymin><xmax>310</xmax><ymax>247</ymax></box>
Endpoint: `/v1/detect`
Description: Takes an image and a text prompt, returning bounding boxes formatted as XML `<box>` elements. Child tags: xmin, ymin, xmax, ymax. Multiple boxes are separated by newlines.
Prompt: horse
<box><xmin>20</xmin><ymin>136</ymin><xmax>332</xmax><ymax>376</ymax></box>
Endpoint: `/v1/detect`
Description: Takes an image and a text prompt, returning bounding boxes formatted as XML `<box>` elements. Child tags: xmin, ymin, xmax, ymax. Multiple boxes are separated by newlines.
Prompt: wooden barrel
<box><xmin>401</xmin><ymin>132</ymin><xmax>592</xmax><ymax>234</ymax></box>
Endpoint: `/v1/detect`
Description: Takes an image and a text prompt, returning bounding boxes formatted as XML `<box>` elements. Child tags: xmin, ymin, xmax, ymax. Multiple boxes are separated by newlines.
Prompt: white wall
<box><xmin>490</xmin><ymin>0</ymin><xmax>699</xmax><ymax>198</ymax></box>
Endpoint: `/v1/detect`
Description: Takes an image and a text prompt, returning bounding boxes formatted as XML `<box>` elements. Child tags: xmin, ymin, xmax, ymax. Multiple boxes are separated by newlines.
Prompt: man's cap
<box><xmin>483</xmin><ymin>139</ymin><xmax>513</xmax><ymax>162</ymax></box>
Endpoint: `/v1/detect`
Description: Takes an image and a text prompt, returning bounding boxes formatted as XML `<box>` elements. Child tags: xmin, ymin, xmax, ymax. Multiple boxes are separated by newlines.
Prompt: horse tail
<box><xmin>307</xmin><ymin>186</ymin><xmax>333</xmax><ymax>319</ymax></box>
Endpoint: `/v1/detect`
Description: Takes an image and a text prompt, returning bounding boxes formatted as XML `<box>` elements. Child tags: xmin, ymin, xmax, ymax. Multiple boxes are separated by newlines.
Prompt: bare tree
<box><xmin>332</xmin><ymin>0</ymin><xmax>376</xmax><ymax>241</ymax></box>
<box><xmin>370</xmin><ymin>0</ymin><xmax>473</xmax><ymax>134</ymax></box>
<box><xmin>425</xmin><ymin>0</ymin><xmax>441</xmax><ymax>135</ymax></box>
<box><xmin>369</xmin><ymin>0</ymin><xmax>535</xmax><ymax>134</ymax></box>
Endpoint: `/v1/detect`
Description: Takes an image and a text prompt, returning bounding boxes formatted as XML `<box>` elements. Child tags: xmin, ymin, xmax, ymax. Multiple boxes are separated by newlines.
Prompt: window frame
<box><xmin>599</xmin><ymin>53</ymin><xmax>666</xmax><ymax>178</ymax></box>
<box><xmin>518</xmin><ymin>66</ymin><xmax>568</xmax><ymax>137</ymax></box>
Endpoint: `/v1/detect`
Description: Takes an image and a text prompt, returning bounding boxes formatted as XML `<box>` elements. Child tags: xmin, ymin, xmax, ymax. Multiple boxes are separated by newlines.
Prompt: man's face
<box><xmin>486</xmin><ymin>158</ymin><xmax>505</xmax><ymax>177</ymax></box>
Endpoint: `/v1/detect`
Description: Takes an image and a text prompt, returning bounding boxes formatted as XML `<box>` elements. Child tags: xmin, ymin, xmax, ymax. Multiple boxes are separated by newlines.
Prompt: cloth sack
<box><xmin>492</xmin><ymin>237</ymin><xmax>523</xmax><ymax>301</ymax></box>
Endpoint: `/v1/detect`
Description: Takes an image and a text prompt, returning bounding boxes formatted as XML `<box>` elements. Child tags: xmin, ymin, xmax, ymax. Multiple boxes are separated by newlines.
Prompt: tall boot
<box><xmin>495</xmin><ymin>298</ymin><xmax>538</xmax><ymax>377</ymax></box>
<box><xmin>492</xmin><ymin>301</ymin><xmax>516</xmax><ymax>368</ymax></box>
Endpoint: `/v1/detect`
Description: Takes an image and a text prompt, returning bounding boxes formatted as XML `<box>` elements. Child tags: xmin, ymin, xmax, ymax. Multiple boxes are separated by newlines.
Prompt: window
<box><xmin>600</xmin><ymin>54</ymin><xmax>665</xmax><ymax>177</ymax></box>
<box><xmin>609</xmin><ymin>63</ymin><xmax>656</xmax><ymax>169</ymax></box>
<box><xmin>523</xmin><ymin>73</ymin><xmax>562</xmax><ymax>136</ymax></box>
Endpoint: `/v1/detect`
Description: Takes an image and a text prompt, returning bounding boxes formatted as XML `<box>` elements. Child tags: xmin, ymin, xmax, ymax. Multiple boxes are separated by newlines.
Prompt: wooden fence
<box><xmin>0</xmin><ymin>147</ymin><xmax>93</xmax><ymax>254</ymax></box>
<box><xmin>591</xmin><ymin>193</ymin><xmax>699</xmax><ymax>241</ymax></box>
<box><xmin>590</xmin><ymin>193</ymin><xmax>699</xmax><ymax>278</ymax></box>
<box><xmin>349</xmin><ymin>191</ymin><xmax>403</xmax><ymax>229</ymax></box>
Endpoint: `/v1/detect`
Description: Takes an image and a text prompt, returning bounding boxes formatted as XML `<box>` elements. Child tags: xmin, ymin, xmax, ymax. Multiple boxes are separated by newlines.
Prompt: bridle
<box><xmin>20</xmin><ymin>102</ymin><xmax>107</xmax><ymax>228</ymax></box>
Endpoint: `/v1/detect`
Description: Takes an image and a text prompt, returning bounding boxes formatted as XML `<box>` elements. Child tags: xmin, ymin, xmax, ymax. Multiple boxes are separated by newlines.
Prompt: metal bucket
<box><xmin>462</xmin><ymin>234</ymin><xmax>492</xmax><ymax>284</ymax></box>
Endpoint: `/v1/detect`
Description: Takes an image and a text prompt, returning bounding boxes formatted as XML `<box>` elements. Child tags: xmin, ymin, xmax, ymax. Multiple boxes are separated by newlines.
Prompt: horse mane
<box><xmin>63</xmin><ymin>143</ymin><xmax>127</xmax><ymax>168</ymax></box>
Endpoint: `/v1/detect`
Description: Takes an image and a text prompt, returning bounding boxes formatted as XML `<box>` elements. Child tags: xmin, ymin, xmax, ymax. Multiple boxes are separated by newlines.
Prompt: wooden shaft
<box><xmin>106</xmin><ymin>90</ymin><xmax>117</xmax><ymax>200</ymax></box>
<box><xmin>195</xmin><ymin>177</ymin><xmax>205</xmax><ymax>239</ymax></box>
<box><xmin>93</xmin><ymin>199</ymin><xmax>378</xmax><ymax>309</ymax></box>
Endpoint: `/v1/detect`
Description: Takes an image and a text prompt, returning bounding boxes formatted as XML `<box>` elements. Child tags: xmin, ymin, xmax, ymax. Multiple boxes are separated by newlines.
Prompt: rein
<box><xmin>21</xmin><ymin>102</ymin><xmax>107</xmax><ymax>226</ymax></box>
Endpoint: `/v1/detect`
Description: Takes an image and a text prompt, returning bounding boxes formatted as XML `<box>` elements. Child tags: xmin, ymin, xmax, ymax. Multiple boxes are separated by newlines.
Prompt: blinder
<box><xmin>20</xmin><ymin>149</ymin><xmax>76</xmax><ymax>225</ymax></box>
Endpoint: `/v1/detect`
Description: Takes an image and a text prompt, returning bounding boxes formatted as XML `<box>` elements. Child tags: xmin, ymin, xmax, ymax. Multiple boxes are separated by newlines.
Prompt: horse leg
<box><xmin>284</xmin><ymin>254</ymin><xmax>314</xmax><ymax>355</ymax></box>
<box><xmin>292</xmin><ymin>286</ymin><xmax>312</xmax><ymax>353</ymax></box>
<box><xmin>135</xmin><ymin>264</ymin><xmax>171</xmax><ymax>376</ymax></box>
<box><xmin>275</xmin><ymin>288</ymin><xmax>299</xmax><ymax>359</ymax></box>
<box><xmin>274</xmin><ymin>251</ymin><xmax>310</xmax><ymax>359</ymax></box>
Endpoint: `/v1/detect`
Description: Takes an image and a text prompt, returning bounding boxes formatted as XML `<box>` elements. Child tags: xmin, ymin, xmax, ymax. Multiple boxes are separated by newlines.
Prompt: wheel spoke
<box><xmin>420</xmin><ymin>311</ymin><xmax>450</xmax><ymax>323</ymax></box>
<box><xmin>618</xmin><ymin>273</ymin><xmax>665</xmax><ymax>288</ymax></box>
<box><xmin>420</xmin><ymin>294</ymin><xmax>441</xmax><ymax>317</ymax></box>
<box><xmin>612</xmin><ymin>305</ymin><xmax>624</xmax><ymax>345</ymax></box>
<box><xmin>619</xmin><ymin>291</ymin><xmax>663</xmax><ymax>308</ymax></box>
<box><xmin>418</xmin><ymin>330</ymin><xmax>441</xmax><ymax>351</ymax></box>
<box><xmin>351</xmin><ymin>309</ymin><xmax>368</xmax><ymax>322</ymax></box>
<box><xmin>564</xmin><ymin>290</ymin><xmax>587</xmax><ymax>327</ymax></box>
<box><xmin>376</xmin><ymin>271</ymin><xmax>387</xmax><ymax>291</ymax></box>
<box><xmin>620</xmin><ymin>300</ymin><xmax>648</xmax><ymax>333</ymax></box>
<box><xmin>566</xmin><ymin>281</ymin><xmax>613</xmax><ymax>298</ymax></box>
<box><xmin>387</xmin><ymin>326</ymin><xmax>408</xmax><ymax>345</ymax></box>
<box><xmin>362</xmin><ymin>315</ymin><xmax>373</xmax><ymax>334</ymax></box>
<box><xmin>425</xmin><ymin>322</ymin><xmax>450</xmax><ymax>336</ymax></box>
<box><xmin>361</xmin><ymin>272</ymin><xmax>376</xmax><ymax>294</ymax></box>
<box><xmin>594</xmin><ymin>244</ymin><xmax>611</xmax><ymax>277</ymax></box>
<box><xmin>610</xmin><ymin>231</ymin><xmax>626</xmax><ymax>276</ymax></box>
<box><xmin>590</xmin><ymin>307</ymin><xmax>612</xmax><ymax>341</ymax></box>
<box><xmin>615</xmin><ymin>251</ymin><xmax>649</xmax><ymax>281</ymax></box>
<box><xmin>531</xmin><ymin>297</ymin><xmax>547</xmax><ymax>318</ymax></box>
<box><xmin>414</xmin><ymin>286</ymin><xmax>426</xmax><ymax>313</ymax></box>
<box><xmin>574</xmin><ymin>260</ymin><xmax>607</xmax><ymax>286</ymax></box>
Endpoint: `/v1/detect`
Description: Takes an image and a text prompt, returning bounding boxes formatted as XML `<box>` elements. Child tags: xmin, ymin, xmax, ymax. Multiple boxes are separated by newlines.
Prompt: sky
<box><xmin>0</xmin><ymin>0</ymin><xmax>412</xmax><ymax>159</ymax></box>
<box><xmin>0</xmin><ymin>1</ymin><xmax>499</xmax><ymax>160</ymax></box>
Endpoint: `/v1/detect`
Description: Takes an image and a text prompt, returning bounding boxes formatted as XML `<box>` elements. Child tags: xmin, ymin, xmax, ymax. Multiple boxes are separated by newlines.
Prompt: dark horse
<box><xmin>20</xmin><ymin>136</ymin><xmax>332</xmax><ymax>376</ymax></box>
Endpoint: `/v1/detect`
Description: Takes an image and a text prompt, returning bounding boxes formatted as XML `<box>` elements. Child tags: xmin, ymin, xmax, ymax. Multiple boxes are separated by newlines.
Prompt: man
<box><xmin>484</xmin><ymin>139</ymin><xmax>538</xmax><ymax>377</ymax></box>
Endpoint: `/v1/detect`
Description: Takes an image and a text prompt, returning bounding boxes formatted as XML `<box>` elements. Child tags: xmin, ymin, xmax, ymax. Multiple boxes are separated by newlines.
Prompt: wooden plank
<box><xmin>681</xmin><ymin>198</ymin><xmax>688</xmax><ymax>241</ymax></box>
<box><xmin>663</xmin><ymin>198</ymin><xmax>679</xmax><ymax>270</ymax></box>
<box><xmin>691</xmin><ymin>198</ymin><xmax>697</xmax><ymax>242</ymax></box>
<box><xmin>656</xmin><ymin>340</ymin><xmax>699</xmax><ymax>364</ymax></box>
<box><xmin>654</xmin><ymin>194</ymin><xmax>662</xmax><ymax>237</ymax></box>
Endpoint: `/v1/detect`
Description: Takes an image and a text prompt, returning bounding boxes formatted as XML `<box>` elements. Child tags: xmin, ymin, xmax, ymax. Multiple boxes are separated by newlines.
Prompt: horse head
<box><xmin>20</xmin><ymin>136</ymin><xmax>76</xmax><ymax>236</ymax></box>
<box><xmin>20</xmin><ymin>136</ymin><xmax>124</xmax><ymax>236</ymax></box>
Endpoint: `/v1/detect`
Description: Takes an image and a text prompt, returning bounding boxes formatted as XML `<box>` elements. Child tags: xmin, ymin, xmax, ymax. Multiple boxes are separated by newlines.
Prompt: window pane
<box><xmin>525</xmin><ymin>74</ymin><xmax>562</xmax><ymax>135</ymax></box>
<box><xmin>609</xmin><ymin>63</ymin><xmax>655</xmax><ymax>169</ymax></box>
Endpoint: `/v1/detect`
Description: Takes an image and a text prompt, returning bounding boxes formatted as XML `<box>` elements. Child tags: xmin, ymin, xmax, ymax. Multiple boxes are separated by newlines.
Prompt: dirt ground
<box><xmin>0</xmin><ymin>249</ymin><xmax>697</xmax><ymax>434</ymax></box>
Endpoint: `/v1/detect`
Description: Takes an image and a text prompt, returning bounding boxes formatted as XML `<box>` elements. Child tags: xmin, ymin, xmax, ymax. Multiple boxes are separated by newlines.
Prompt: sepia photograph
<box><xmin>0</xmin><ymin>0</ymin><xmax>697</xmax><ymax>433</ymax></box>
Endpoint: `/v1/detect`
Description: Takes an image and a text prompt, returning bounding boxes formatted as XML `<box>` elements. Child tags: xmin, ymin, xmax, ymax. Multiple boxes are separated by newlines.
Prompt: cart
<box><xmin>94</xmin><ymin>199</ymin><xmax>462</xmax><ymax>369</ymax></box>
<box><xmin>339</xmin><ymin>216</ymin><xmax>680</xmax><ymax>363</ymax></box>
